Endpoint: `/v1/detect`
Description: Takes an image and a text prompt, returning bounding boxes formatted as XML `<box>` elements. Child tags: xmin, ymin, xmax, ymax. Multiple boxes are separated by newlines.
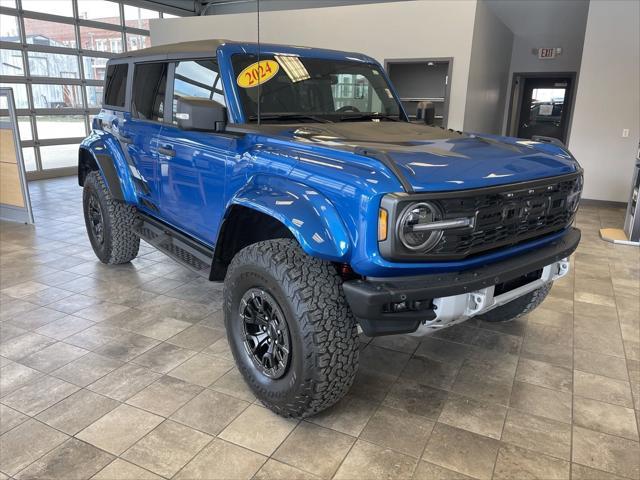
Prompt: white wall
<box><xmin>464</xmin><ymin>0</ymin><xmax>513</xmax><ymax>134</ymax></box>
<box><xmin>501</xmin><ymin>35</ymin><xmax>588</xmax><ymax>135</ymax></box>
<box><xmin>150</xmin><ymin>0</ymin><xmax>478</xmax><ymax>130</ymax></box>
<box><xmin>568</xmin><ymin>0</ymin><xmax>640</xmax><ymax>202</ymax></box>
<box><xmin>508</xmin><ymin>34</ymin><xmax>585</xmax><ymax>75</ymax></box>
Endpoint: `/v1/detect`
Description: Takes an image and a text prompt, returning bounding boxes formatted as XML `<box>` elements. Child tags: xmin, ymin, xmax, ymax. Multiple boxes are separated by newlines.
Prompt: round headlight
<box><xmin>397</xmin><ymin>202</ymin><xmax>443</xmax><ymax>252</ymax></box>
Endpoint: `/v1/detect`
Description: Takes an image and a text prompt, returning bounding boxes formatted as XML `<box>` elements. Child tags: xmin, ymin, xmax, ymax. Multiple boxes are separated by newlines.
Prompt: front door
<box><xmin>157</xmin><ymin>58</ymin><xmax>230</xmax><ymax>245</ymax></box>
<box><xmin>517</xmin><ymin>76</ymin><xmax>573</xmax><ymax>143</ymax></box>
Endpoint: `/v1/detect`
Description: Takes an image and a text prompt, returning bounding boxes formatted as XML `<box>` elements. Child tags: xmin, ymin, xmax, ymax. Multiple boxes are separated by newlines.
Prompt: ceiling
<box><xmin>485</xmin><ymin>0</ymin><xmax>590</xmax><ymax>40</ymax></box>
<box><xmin>196</xmin><ymin>0</ymin><xmax>403</xmax><ymax>15</ymax></box>
<box><xmin>141</xmin><ymin>0</ymin><xmax>411</xmax><ymax>16</ymax></box>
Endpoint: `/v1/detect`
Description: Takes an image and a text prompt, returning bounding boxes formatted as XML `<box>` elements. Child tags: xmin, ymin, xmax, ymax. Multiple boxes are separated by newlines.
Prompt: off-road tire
<box><xmin>223</xmin><ymin>239</ymin><xmax>359</xmax><ymax>418</ymax></box>
<box><xmin>83</xmin><ymin>171</ymin><xmax>140</xmax><ymax>264</ymax></box>
<box><xmin>477</xmin><ymin>282</ymin><xmax>553</xmax><ymax>323</ymax></box>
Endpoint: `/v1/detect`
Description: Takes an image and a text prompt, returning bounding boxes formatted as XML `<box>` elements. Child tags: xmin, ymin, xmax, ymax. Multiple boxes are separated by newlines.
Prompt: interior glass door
<box><xmin>517</xmin><ymin>77</ymin><xmax>572</xmax><ymax>142</ymax></box>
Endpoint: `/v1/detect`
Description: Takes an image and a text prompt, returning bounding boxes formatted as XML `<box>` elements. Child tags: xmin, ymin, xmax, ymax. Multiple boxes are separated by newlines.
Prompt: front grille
<box><xmin>429</xmin><ymin>174</ymin><xmax>582</xmax><ymax>259</ymax></box>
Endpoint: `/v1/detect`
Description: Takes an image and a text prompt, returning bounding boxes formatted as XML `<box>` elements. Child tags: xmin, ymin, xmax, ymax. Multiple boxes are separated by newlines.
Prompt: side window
<box><xmin>172</xmin><ymin>59</ymin><xmax>225</xmax><ymax>125</ymax></box>
<box><xmin>103</xmin><ymin>63</ymin><xmax>128</xmax><ymax>108</ymax></box>
<box><xmin>132</xmin><ymin>62</ymin><xmax>168</xmax><ymax>122</ymax></box>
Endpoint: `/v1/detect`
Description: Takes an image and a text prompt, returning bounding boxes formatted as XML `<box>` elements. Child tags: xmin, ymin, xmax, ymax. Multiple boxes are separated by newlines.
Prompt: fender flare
<box><xmin>229</xmin><ymin>175</ymin><xmax>351</xmax><ymax>261</ymax></box>
<box><xmin>78</xmin><ymin>131</ymin><xmax>137</xmax><ymax>204</ymax></box>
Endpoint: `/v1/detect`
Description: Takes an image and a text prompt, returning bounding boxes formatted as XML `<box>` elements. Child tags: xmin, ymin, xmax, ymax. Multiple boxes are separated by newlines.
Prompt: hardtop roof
<box><xmin>117</xmin><ymin>39</ymin><xmax>229</xmax><ymax>58</ymax></box>
<box><xmin>112</xmin><ymin>39</ymin><xmax>373</xmax><ymax>63</ymax></box>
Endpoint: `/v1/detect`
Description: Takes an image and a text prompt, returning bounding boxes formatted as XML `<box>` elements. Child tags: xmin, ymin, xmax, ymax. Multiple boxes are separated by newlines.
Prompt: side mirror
<box><xmin>175</xmin><ymin>96</ymin><xmax>226</xmax><ymax>133</ymax></box>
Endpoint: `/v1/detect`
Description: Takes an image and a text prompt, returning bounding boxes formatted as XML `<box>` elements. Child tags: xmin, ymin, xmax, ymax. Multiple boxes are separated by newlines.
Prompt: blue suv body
<box><xmin>79</xmin><ymin>40</ymin><xmax>582</xmax><ymax>417</ymax></box>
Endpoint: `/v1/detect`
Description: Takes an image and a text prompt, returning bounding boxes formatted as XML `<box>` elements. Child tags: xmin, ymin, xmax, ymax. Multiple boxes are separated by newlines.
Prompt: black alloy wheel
<box><xmin>87</xmin><ymin>192</ymin><xmax>105</xmax><ymax>245</ymax></box>
<box><xmin>240</xmin><ymin>288</ymin><xmax>291</xmax><ymax>379</ymax></box>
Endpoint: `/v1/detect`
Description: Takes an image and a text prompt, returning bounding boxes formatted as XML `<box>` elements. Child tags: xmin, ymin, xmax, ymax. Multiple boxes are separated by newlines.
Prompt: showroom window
<box><xmin>0</xmin><ymin>0</ymin><xmax>184</xmax><ymax>177</ymax></box>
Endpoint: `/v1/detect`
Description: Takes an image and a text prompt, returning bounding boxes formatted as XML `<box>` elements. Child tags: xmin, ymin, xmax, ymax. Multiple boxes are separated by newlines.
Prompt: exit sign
<box><xmin>538</xmin><ymin>48</ymin><xmax>557</xmax><ymax>59</ymax></box>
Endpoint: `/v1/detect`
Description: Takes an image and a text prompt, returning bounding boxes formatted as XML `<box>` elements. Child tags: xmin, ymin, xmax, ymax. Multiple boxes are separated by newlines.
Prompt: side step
<box><xmin>134</xmin><ymin>213</ymin><xmax>214</xmax><ymax>277</ymax></box>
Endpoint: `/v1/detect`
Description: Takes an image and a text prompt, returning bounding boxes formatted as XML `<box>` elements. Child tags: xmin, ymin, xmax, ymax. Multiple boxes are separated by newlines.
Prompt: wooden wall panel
<box><xmin>0</xmin><ymin>127</ymin><xmax>25</xmax><ymax>207</ymax></box>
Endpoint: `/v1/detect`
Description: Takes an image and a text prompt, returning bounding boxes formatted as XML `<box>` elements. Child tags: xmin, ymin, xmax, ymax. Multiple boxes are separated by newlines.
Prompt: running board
<box><xmin>134</xmin><ymin>213</ymin><xmax>213</xmax><ymax>277</ymax></box>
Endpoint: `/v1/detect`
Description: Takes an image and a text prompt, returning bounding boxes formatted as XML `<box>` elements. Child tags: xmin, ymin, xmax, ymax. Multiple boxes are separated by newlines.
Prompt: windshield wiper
<box><xmin>248</xmin><ymin>113</ymin><xmax>332</xmax><ymax>123</ymax></box>
<box><xmin>339</xmin><ymin>113</ymin><xmax>401</xmax><ymax>122</ymax></box>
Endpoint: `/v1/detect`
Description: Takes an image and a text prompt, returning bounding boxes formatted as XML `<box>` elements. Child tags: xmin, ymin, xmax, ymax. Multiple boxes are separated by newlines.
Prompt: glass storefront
<box><xmin>0</xmin><ymin>0</ymin><xmax>181</xmax><ymax>176</ymax></box>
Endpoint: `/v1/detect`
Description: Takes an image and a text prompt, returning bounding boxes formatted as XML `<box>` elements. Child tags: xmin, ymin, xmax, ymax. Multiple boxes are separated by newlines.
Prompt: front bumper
<box><xmin>343</xmin><ymin>227</ymin><xmax>580</xmax><ymax>336</ymax></box>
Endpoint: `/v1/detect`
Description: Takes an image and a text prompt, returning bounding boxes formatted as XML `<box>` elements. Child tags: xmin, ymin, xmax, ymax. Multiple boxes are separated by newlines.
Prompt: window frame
<box><xmin>130</xmin><ymin>60</ymin><xmax>170</xmax><ymax>125</ymax></box>
<box><xmin>102</xmin><ymin>60</ymin><xmax>129</xmax><ymax>110</ymax></box>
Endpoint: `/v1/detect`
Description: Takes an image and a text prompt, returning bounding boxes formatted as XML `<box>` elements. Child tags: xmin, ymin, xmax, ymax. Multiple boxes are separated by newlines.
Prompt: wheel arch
<box><xmin>210</xmin><ymin>175</ymin><xmax>351</xmax><ymax>280</ymax></box>
<box><xmin>78</xmin><ymin>133</ymin><xmax>137</xmax><ymax>204</ymax></box>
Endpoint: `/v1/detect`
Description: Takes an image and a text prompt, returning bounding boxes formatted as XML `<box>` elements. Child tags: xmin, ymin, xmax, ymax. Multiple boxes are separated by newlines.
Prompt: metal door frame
<box><xmin>506</xmin><ymin>71</ymin><xmax>577</xmax><ymax>143</ymax></box>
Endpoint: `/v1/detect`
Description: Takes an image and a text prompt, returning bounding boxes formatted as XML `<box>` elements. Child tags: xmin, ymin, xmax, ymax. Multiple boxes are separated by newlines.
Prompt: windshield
<box><xmin>231</xmin><ymin>53</ymin><xmax>403</xmax><ymax>123</ymax></box>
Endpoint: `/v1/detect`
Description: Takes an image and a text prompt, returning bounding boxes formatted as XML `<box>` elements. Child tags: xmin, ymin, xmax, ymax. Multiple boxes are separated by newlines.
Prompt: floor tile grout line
<box><xmin>168</xmin><ymin>404</ymin><xmax>255</xmax><ymax>480</ymax></box>
<box><xmin>3</xmin><ymin>184</ymin><xmax>638</xmax><ymax>479</ymax></box>
<box><xmin>94</xmin><ymin>455</ymin><xmax>169</xmax><ymax>480</ymax></box>
<box><xmin>268</xmin><ymin>420</ymin><xmax>359</xmax><ymax>479</ymax></box>
<box><xmin>568</xmin><ymin>281</ymin><xmax>576</xmax><ymax>480</ymax></box>
<box><xmin>489</xmin><ymin>332</ymin><xmax>527</xmax><ymax>480</ymax></box>
<box><xmin>117</xmin><ymin>416</ymin><xmax>214</xmax><ymax>479</ymax></box>
<box><xmin>3</xmin><ymin>417</ymin><xmax>77</xmax><ymax>479</ymax></box>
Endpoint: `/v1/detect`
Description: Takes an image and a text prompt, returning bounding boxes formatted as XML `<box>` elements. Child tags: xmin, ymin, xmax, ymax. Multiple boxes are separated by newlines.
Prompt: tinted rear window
<box><xmin>132</xmin><ymin>62</ymin><xmax>168</xmax><ymax>122</ymax></box>
<box><xmin>104</xmin><ymin>64</ymin><xmax>128</xmax><ymax>108</ymax></box>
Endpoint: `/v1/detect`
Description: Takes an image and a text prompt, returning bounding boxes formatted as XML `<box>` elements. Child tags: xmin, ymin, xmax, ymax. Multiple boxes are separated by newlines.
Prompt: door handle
<box><xmin>158</xmin><ymin>146</ymin><xmax>175</xmax><ymax>157</ymax></box>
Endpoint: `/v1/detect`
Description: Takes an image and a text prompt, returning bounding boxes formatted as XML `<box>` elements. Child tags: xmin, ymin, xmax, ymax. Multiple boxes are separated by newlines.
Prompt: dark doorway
<box><xmin>385</xmin><ymin>58</ymin><xmax>453</xmax><ymax>127</ymax></box>
<box><xmin>513</xmin><ymin>75</ymin><xmax>574</xmax><ymax>143</ymax></box>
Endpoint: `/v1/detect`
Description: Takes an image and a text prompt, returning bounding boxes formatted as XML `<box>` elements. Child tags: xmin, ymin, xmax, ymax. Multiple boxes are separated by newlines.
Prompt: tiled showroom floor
<box><xmin>0</xmin><ymin>176</ymin><xmax>638</xmax><ymax>480</ymax></box>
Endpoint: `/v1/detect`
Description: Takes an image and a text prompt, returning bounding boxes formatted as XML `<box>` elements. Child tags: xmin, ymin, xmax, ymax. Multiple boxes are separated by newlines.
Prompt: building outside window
<box><xmin>0</xmin><ymin>0</ymin><xmax>182</xmax><ymax>177</ymax></box>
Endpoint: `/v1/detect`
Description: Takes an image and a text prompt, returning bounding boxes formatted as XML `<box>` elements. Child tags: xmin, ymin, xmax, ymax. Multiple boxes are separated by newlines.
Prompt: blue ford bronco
<box><xmin>79</xmin><ymin>40</ymin><xmax>582</xmax><ymax>417</ymax></box>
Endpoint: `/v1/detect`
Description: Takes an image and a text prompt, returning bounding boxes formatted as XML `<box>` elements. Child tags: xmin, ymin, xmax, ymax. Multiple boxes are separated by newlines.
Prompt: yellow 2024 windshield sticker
<box><xmin>237</xmin><ymin>60</ymin><xmax>280</xmax><ymax>88</ymax></box>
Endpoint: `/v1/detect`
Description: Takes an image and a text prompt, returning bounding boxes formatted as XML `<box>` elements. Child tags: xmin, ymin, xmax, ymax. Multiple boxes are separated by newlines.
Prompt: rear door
<box><xmin>119</xmin><ymin>61</ymin><xmax>169</xmax><ymax>213</ymax></box>
<box><xmin>156</xmin><ymin>57</ymin><xmax>232</xmax><ymax>245</ymax></box>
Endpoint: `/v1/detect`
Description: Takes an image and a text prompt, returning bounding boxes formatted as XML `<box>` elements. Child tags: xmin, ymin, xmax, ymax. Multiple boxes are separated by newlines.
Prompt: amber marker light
<box><xmin>378</xmin><ymin>208</ymin><xmax>388</xmax><ymax>241</ymax></box>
